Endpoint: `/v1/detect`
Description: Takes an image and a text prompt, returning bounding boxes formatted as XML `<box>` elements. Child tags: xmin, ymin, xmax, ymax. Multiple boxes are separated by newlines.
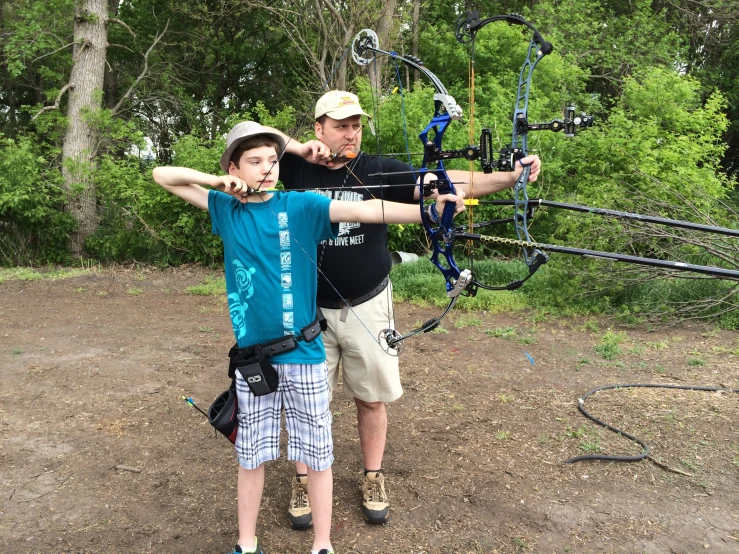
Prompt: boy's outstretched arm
<box><xmin>329</xmin><ymin>192</ymin><xmax>466</xmax><ymax>225</ymax></box>
<box><xmin>152</xmin><ymin>167</ymin><xmax>249</xmax><ymax>210</ymax></box>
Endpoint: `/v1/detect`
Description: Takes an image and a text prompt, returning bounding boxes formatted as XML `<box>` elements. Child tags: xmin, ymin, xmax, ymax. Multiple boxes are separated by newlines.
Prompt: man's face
<box><xmin>229</xmin><ymin>145</ymin><xmax>279</xmax><ymax>189</ymax></box>
<box><xmin>315</xmin><ymin>115</ymin><xmax>362</xmax><ymax>155</ymax></box>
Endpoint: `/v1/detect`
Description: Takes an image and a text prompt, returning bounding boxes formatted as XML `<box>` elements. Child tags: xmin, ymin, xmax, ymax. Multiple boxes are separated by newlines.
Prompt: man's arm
<box><xmin>329</xmin><ymin>192</ymin><xmax>466</xmax><ymax>225</ymax></box>
<box><xmin>152</xmin><ymin>167</ymin><xmax>249</xmax><ymax>210</ymax></box>
<box><xmin>412</xmin><ymin>154</ymin><xmax>542</xmax><ymax>200</ymax></box>
<box><xmin>261</xmin><ymin>126</ymin><xmax>332</xmax><ymax>165</ymax></box>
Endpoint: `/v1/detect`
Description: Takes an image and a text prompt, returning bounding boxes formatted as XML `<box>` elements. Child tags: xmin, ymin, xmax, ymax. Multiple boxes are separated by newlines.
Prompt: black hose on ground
<box><xmin>564</xmin><ymin>383</ymin><xmax>739</xmax><ymax>464</ymax></box>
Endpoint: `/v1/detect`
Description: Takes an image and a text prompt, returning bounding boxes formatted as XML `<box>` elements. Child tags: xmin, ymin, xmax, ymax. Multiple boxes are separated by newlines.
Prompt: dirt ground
<box><xmin>2</xmin><ymin>266</ymin><xmax>738</xmax><ymax>554</ymax></box>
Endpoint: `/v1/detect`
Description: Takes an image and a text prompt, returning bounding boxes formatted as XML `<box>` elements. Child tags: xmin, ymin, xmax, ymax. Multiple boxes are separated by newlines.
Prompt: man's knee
<box><xmin>355</xmin><ymin>398</ymin><xmax>384</xmax><ymax>412</ymax></box>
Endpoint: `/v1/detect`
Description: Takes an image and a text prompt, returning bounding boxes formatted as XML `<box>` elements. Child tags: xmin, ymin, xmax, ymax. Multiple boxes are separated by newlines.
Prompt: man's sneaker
<box><xmin>317</xmin><ymin>549</ymin><xmax>335</xmax><ymax>554</ymax></box>
<box><xmin>361</xmin><ymin>471</ymin><xmax>389</xmax><ymax>523</ymax></box>
<box><xmin>288</xmin><ymin>474</ymin><xmax>312</xmax><ymax>530</ymax></box>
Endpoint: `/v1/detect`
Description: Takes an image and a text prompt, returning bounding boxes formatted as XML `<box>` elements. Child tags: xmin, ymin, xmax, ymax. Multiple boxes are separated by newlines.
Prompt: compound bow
<box><xmin>350</xmin><ymin>28</ymin><xmax>475</xmax><ymax>352</ymax></box>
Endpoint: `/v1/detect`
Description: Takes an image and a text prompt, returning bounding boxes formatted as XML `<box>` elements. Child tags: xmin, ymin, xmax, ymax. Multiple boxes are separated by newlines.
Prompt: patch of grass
<box><xmin>495</xmin><ymin>430</ymin><xmax>510</xmax><ymax>441</ymax></box>
<box><xmin>198</xmin><ymin>326</ymin><xmax>213</xmax><ymax>333</ymax></box>
<box><xmin>688</xmin><ymin>358</ymin><xmax>706</xmax><ymax>366</ymax></box>
<box><xmin>537</xmin><ymin>433</ymin><xmax>550</xmax><ymax>444</ymax></box>
<box><xmin>73</xmin><ymin>287</ymin><xmax>87</xmax><ymax>293</ymax></box>
<box><xmin>594</xmin><ymin>330</ymin><xmax>625</xmax><ymax>360</ymax></box>
<box><xmin>655</xmin><ymin>365</ymin><xmax>666</xmax><ymax>374</ymax></box>
<box><xmin>646</xmin><ymin>340</ymin><xmax>669</xmax><ymax>350</ymax></box>
<box><xmin>97</xmin><ymin>291</ymin><xmax>108</xmax><ymax>296</ymax></box>
<box><xmin>679</xmin><ymin>458</ymin><xmax>702</xmax><ymax>472</ymax></box>
<box><xmin>454</xmin><ymin>316</ymin><xmax>483</xmax><ymax>328</ymax></box>
<box><xmin>579</xmin><ymin>438</ymin><xmax>601</xmax><ymax>453</ymax></box>
<box><xmin>578</xmin><ymin>319</ymin><xmax>599</xmax><ymax>333</ymax></box>
<box><xmin>0</xmin><ymin>266</ymin><xmax>93</xmax><ymax>282</ymax></box>
<box><xmin>497</xmin><ymin>393</ymin><xmax>514</xmax><ymax>403</ymax></box>
<box><xmin>11</xmin><ymin>348</ymin><xmax>24</xmax><ymax>355</ymax></box>
<box><xmin>576</xmin><ymin>358</ymin><xmax>590</xmax><ymax>371</ymax></box>
<box><xmin>629</xmin><ymin>345</ymin><xmax>645</xmax><ymax>355</ymax></box>
<box><xmin>566</xmin><ymin>426</ymin><xmax>587</xmax><ymax>439</ymax></box>
<box><xmin>126</xmin><ymin>288</ymin><xmax>143</xmax><ymax>296</ymax></box>
<box><xmin>186</xmin><ymin>276</ymin><xmax>226</xmax><ymax>296</ymax></box>
<box><xmin>485</xmin><ymin>326</ymin><xmax>517</xmax><ymax>339</ymax></box>
<box><xmin>431</xmin><ymin>326</ymin><xmax>448</xmax><ymax>334</ymax></box>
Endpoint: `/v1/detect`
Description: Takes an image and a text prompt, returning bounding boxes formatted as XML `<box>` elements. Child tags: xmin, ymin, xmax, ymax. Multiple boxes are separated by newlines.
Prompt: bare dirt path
<box><xmin>2</xmin><ymin>267</ymin><xmax>738</xmax><ymax>553</ymax></box>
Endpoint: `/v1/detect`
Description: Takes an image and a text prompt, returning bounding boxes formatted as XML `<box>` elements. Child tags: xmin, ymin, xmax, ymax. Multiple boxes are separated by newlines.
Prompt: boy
<box><xmin>152</xmin><ymin>121</ymin><xmax>465</xmax><ymax>554</ymax></box>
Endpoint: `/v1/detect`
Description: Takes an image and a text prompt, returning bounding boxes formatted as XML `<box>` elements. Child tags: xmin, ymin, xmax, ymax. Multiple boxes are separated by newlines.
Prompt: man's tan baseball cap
<box><xmin>315</xmin><ymin>90</ymin><xmax>371</xmax><ymax>120</ymax></box>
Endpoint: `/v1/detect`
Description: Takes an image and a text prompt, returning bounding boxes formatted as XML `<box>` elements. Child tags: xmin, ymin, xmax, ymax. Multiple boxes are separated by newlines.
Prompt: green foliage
<box><xmin>595</xmin><ymin>330</ymin><xmax>626</xmax><ymax>360</ymax></box>
<box><xmin>0</xmin><ymin>134</ymin><xmax>75</xmax><ymax>265</ymax></box>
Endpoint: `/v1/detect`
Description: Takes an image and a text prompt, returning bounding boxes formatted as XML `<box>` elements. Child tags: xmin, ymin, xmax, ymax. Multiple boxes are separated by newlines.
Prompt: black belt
<box><xmin>227</xmin><ymin>311</ymin><xmax>326</xmax><ymax>378</ymax></box>
<box><xmin>318</xmin><ymin>277</ymin><xmax>389</xmax><ymax>309</ymax></box>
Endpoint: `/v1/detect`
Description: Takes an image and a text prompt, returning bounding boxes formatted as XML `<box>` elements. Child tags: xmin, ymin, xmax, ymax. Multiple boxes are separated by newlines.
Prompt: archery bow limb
<box><xmin>351</xmin><ymin>28</ymin><xmax>476</xmax><ymax>352</ymax></box>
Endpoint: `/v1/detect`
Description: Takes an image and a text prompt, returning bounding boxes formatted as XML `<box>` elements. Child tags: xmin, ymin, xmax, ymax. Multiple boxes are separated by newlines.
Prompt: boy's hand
<box><xmin>217</xmin><ymin>175</ymin><xmax>250</xmax><ymax>203</ymax></box>
<box><xmin>434</xmin><ymin>190</ymin><xmax>467</xmax><ymax>220</ymax></box>
<box><xmin>512</xmin><ymin>154</ymin><xmax>541</xmax><ymax>183</ymax></box>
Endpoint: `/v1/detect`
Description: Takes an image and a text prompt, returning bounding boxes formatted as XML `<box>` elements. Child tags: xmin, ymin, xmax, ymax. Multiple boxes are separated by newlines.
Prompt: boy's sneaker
<box><xmin>288</xmin><ymin>474</ymin><xmax>312</xmax><ymax>530</ymax></box>
<box><xmin>228</xmin><ymin>539</ymin><xmax>265</xmax><ymax>554</ymax></box>
<box><xmin>317</xmin><ymin>550</ymin><xmax>335</xmax><ymax>554</ymax></box>
<box><xmin>361</xmin><ymin>471</ymin><xmax>389</xmax><ymax>523</ymax></box>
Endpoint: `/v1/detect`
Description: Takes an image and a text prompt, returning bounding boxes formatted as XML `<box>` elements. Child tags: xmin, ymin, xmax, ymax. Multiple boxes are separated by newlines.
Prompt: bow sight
<box><xmin>479</xmin><ymin>104</ymin><xmax>595</xmax><ymax>173</ymax></box>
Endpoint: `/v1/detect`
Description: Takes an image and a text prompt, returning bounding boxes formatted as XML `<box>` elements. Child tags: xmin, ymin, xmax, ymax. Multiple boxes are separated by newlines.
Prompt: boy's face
<box><xmin>315</xmin><ymin>115</ymin><xmax>362</xmax><ymax>155</ymax></box>
<box><xmin>228</xmin><ymin>144</ymin><xmax>279</xmax><ymax>189</ymax></box>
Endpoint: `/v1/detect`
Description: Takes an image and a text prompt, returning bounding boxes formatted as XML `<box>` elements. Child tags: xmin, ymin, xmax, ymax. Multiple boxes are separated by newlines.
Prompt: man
<box><xmin>264</xmin><ymin>90</ymin><xmax>541</xmax><ymax>528</ymax></box>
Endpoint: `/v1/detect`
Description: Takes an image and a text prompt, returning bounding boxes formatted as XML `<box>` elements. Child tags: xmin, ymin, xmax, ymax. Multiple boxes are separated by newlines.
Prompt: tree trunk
<box><xmin>367</xmin><ymin>0</ymin><xmax>398</xmax><ymax>95</ymax></box>
<box><xmin>411</xmin><ymin>0</ymin><xmax>420</xmax><ymax>88</ymax></box>
<box><xmin>62</xmin><ymin>0</ymin><xmax>108</xmax><ymax>254</ymax></box>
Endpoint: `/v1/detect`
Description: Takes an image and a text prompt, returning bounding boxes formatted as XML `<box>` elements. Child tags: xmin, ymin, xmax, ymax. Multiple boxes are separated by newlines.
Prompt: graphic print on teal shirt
<box><xmin>228</xmin><ymin>259</ymin><xmax>256</xmax><ymax>341</ymax></box>
<box><xmin>278</xmin><ymin>210</ymin><xmax>293</xmax><ymax>336</ymax></box>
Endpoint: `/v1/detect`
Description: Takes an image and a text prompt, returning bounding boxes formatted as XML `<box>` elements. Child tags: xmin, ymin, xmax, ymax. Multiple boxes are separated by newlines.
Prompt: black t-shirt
<box><xmin>279</xmin><ymin>152</ymin><xmax>416</xmax><ymax>302</ymax></box>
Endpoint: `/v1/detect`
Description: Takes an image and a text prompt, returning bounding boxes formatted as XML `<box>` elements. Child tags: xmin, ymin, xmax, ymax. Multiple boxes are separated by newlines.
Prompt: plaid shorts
<box><xmin>234</xmin><ymin>361</ymin><xmax>333</xmax><ymax>471</ymax></box>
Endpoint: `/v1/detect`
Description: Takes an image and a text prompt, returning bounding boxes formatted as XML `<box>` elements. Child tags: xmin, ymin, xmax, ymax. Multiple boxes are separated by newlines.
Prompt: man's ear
<box><xmin>314</xmin><ymin>121</ymin><xmax>323</xmax><ymax>140</ymax></box>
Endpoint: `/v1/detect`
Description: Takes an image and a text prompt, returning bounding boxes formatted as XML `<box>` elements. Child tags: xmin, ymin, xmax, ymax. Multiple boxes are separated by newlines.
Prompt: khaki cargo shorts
<box><xmin>321</xmin><ymin>282</ymin><xmax>402</xmax><ymax>403</ymax></box>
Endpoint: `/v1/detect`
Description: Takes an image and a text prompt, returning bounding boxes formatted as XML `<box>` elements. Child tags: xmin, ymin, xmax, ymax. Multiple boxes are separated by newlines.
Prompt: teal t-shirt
<box><xmin>208</xmin><ymin>190</ymin><xmax>338</xmax><ymax>364</ymax></box>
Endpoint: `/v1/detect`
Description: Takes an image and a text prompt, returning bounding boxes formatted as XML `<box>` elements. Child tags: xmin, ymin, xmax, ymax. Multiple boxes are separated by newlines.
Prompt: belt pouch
<box><xmin>237</xmin><ymin>350</ymin><xmax>279</xmax><ymax>396</ymax></box>
<box><xmin>208</xmin><ymin>384</ymin><xmax>238</xmax><ymax>444</ymax></box>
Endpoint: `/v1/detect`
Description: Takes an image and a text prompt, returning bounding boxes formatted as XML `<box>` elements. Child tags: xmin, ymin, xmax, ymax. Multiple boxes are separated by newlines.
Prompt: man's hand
<box><xmin>434</xmin><ymin>190</ymin><xmax>467</xmax><ymax>220</ymax></box>
<box><xmin>513</xmin><ymin>154</ymin><xmax>541</xmax><ymax>183</ymax></box>
<box><xmin>299</xmin><ymin>140</ymin><xmax>332</xmax><ymax>165</ymax></box>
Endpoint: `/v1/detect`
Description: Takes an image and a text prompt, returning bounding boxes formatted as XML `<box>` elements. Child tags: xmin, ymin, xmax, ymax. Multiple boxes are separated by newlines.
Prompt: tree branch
<box><xmin>32</xmin><ymin>42</ymin><xmax>80</xmax><ymax>64</ymax></box>
<box><xmin>107</xmin><ymin>18</ymin><xmax>136</xmax><ymax>38</ymax></box>
<box><xmin>108</xmin><ymin>43</ymin><xmax>134</xmax><ymax>53</ymax></box>
<box><xmin>111</xmin><ymin>19</ymin><xmax>169</xmax><ymax>116</ymax></box>
<box><xmin>32</xmin><ymin>83</ymin><xmax>74</xmax><ymax>121</ymax></box>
